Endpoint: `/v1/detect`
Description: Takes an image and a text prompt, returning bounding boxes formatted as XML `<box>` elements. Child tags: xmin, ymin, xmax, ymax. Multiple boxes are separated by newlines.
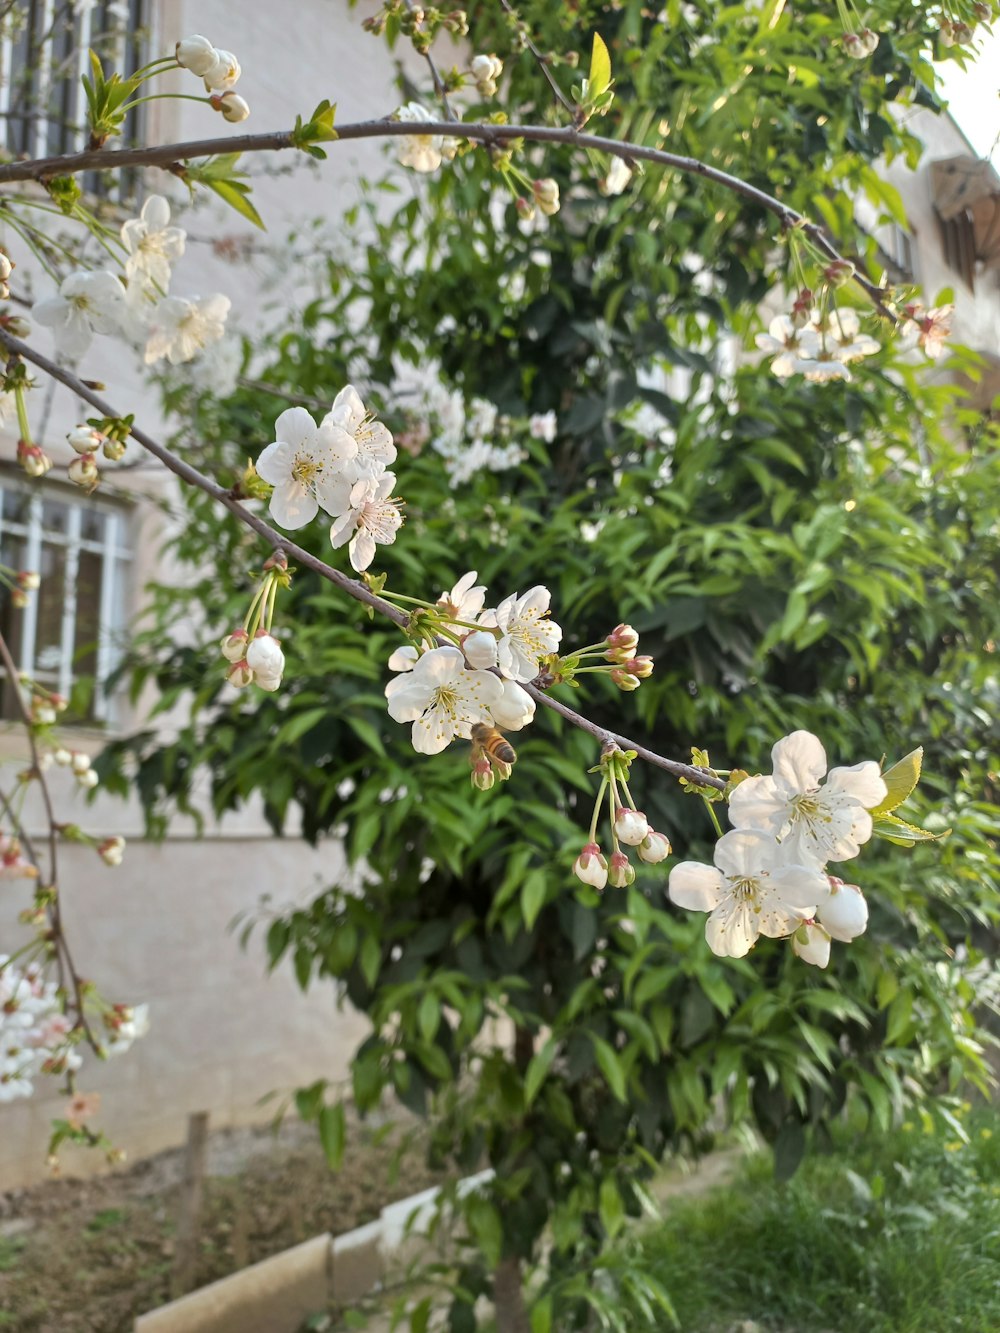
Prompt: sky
<box><xmin>936</xmin><ymin>32</ymin><xmax>1000</xmax><ymax>161</ymax></box>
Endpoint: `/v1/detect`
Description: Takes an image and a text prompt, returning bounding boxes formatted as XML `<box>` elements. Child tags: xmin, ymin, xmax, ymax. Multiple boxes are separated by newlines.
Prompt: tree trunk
<box><xmin>494</xmin><ymin>1255</ymin><xmax>531</xmax><ymax>1333</ymax></box>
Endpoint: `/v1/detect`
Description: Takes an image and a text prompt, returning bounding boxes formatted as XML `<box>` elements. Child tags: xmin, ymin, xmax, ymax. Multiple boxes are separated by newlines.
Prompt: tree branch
<box><xmin>0</xmin><ymin>120</ymin><xmax>892</xmax><ymax>315</ymax></box>
<box><xmin>0</xmin><ymin>329</ymin><xmax>727</xmax><ymax>792</ymax></box>
<box><xmin>403</xmin><ymin>0</ymin><xmax>460</xmax><ymax>123</ymax></box>
<box><xmin>498</xmin><ymin>0</ymin><xmax>577</xmax><ymax>119</ymax></box>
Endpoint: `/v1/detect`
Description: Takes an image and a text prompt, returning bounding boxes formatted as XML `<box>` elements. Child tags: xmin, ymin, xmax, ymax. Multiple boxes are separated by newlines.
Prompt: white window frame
<box><xmin>0</xmin><ymin>479</ymin><xmax>132</xmax><ymax>723</ymax></box>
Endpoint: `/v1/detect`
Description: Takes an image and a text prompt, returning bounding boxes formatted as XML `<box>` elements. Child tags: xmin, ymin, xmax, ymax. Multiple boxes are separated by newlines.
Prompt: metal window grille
<box><xmin>0</xmin><ymin>0</ymin><xmax>149</xmax><ymax>203</ymax></box>
<box><xmin>937</xmin><ymin>209</ymin><xmax>977</xmax><ymax>292</ymax></box>
<box><xmin>0</xmin><ymin>479</ymin><xmax>132</xmax><ymax>723</ymax></box>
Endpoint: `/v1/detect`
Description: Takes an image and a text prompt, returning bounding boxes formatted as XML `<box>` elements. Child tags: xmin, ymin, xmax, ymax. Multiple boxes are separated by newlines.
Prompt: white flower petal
<box><xmin>668</xmin><ymin>862</ymin><xmax>723</xmax><ymax>913</ymax></box>
<box><xmin>771</xmin><ymin>730</ymin><xmax>827</xmax><ymax>790</ymax></box>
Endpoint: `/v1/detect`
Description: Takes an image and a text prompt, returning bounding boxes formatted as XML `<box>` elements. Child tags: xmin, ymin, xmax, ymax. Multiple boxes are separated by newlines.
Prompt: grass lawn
<box><xmin>641</xmin><ymin>1108</ymin><xmax>1000</xmax><ymax>1333</ymax></box>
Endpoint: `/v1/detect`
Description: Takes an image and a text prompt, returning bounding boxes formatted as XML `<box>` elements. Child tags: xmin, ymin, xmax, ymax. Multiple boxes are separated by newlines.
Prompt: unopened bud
<box><xmin>220</xmin><ymin>628</ymin><xmax>249</xmax><ymax>662</ymax></box>
<box><xmin>17</xmin><ymin>571</ymin><xmax>40</xmax><ymax>591</ymax></box>
<box><xmin>532</xmin><ymin>177</ymin><xmax>560</xmax><ymax>216</ymax></box>
<box><xmin>573</xmin><ymin>842</ymin><xmax>608</xmax><ymax>889</ymax></box>
<box><xmin>607</xmin><ymin>850</ymin><xmax>635</xmax><ymax>888</ymax></box>
<box><xmin>637</xmin><ymin>830</ymin><xmax>671</xmax><ymax>864</ymax></box>
<box><xmin>610</xmin><ymin>668</ymin><xmax>641</xmax><ymax>692</ymax></box>
<box><xmin>103</xmin><ymin>437</ymin><xmax>127</xmax><ymax>462</ymax></box>
<box><xmin>470</xmin><ymin>757</ymin><xmax>495</xmax><ymax>790</ymax></box>
<box><xmin>226</xmin><ymin>659</ymin><xmax>254</xmax><ymax>688</ymax></box>
<box><xmin>515</xmin><ymin>196</ymin><xmax>536</xmax><ymax>221</ymax></box>
<box><xmin>622</xmin><ymin>655</ymin><xmax>653</xmax><ymax>679</ymax></box>
<box><xmin>613</xmin><ymin>806</ymin><xmax>649</xmax><ymax>847</ymax></box>
<box><xmin>823</xmin><ymin>259</ymin><xmax>855</xmax><ymax>286</ymax></box>
<box><xmin>67</xmin><ymin>425</ymin><xmax>102</xmax><ymax>454</ymax></box>
<box><xmin>606</xmin><ymin>623</ymin><xmax>639</xmax><ymax>653</ymax></box>
<box><xmin>17</xmin><ymin>441</ymin><xmax>52</xmax><ymax>478</ymax></box>
<box><xmin>68</xmin><ymin>454</ymin><xmax>99</xmax><ymax>490</ymax></box>
<box><xmin>0</xmin><ymin>253</ymin><xmax>12</xmax><ymax>282</ymax></box>
<box><xmin>210</xmin><ymin>91</ymin><xmax>250</xmax><ymax>123</ymax></box>
<box><xmin>97</xmin><ymin>835</ymin><xmax>125</xmax><ymax>867</ymax></box>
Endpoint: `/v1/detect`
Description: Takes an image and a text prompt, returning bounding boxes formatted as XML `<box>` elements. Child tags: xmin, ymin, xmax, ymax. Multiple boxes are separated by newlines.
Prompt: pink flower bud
<box><xmin>470</xmin><ymin>757</ymin><xmax>495</xmax><ymax>791</ymax></box>
<box><xmin>637</xmin><ymin>830</ymin><xmax>671</xmax><ymax>864</ymax></box>
<box><xmin>532</xmin><ymin>178</ymin><xmax>560</xmax><ymax>216</ymax></box>
<box><xmin>515</xmin><ymin>197</ymin><xmax>536</xmax><ymax>221</ymax></box>
<box><xmin>622</xmin><ymin>655</ymin><xmax>653</xmax><ymax>679</ymax></box>
<box><xmin>17</xmin><ymin>571</ymin><xmax>40</xmax><ymax>591</ymax></box>
<box><xmin>606</xmin><ymin>623</ymin><xmax>639</xmax><ymax>653</ymax></box>
<box><xmin>613</xmin><ymin>807</ymin><xmax>649</xmax><ymax>847</ymax></box>
<box><xmin>227</xmin><ymin>659</ymin><xmax>254</xmax><ymax>688</ymax></box>
<box><xmin>573</xmin><ymin>842</ymin><xmax>608</xmax><ymax>889</ymax></box>
<box><xmin>97</xmin><ymin>836</ymin><xmax>125</xmax><ymax>867</ymax></box>
<box><xmin>17</xmin><ymin>441</ymin><xmax>52</xmax><ymax>478</ymax></box>
<box><xmin>608</xmin><ymin>851</ymin><xmax>635</xmax><ymax>888</ymax></box>
<box><xmin>220</xmin><ymin>628</ymin><xmax>249</xmax><ymax>663</ymax></box>
<box><xmin>823</xmin><ymin>260</ymin><xmax>855</xmax><ymax>286</ymax></box>
<box><xmin>610</xmin><ymin>668</ymin><xmax>641</xmax><ymax>692</ymax></box>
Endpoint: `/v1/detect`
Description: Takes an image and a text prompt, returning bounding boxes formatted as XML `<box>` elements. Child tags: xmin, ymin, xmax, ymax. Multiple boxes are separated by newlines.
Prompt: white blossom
<box><xmin>601</xmin><ymin>156</ymin><xmax>633</xmax><ymax>196</ymax></box>
<box><xmin>483</xmin><ymin>586</ymin><xmax>562</xmax><ymax>683</ymax></box>
<box><xmin>438</xmin><ymin>570</ymin><xmax>487</xmax><ymax>622</ymax></box>
<box><xmin>144</xmin><ymin>294</ymin><xmax>230</xmax><ymax>365</ymax></box>
<box><xmin>256</xmin><ymin>406</ymin><xmax>358</xmax><ymax>530</ymax></box>
<box><xmin>323</xmin><ymin>385</ymin><xmax>397</xmax><ymax>477</ymax></box>
<box><xmin>727</xmin><ymin>730</ymin><xmax>887</xmax><ymax>865</ymax></box>
<box><xmin>120</xmin><ymin>195</ymin><xmax>185</xmax><ymax>290</ymax></box>
<box><xmin>668</xmin><ymin>828</ymin><xmax>829</xmax><ymax>958</ymax></box>
<box><xmin>33</xmin><ymin>271</ymin><xmax>125</xmax><ymax>358</ymax></box>
<box><xmin>384</xmin><ymin>645</ymin><xmax>503</xmax><ymax>754</ymax></box>
<box><xmin>203</xmin><ymin>48</ymin><xmax>241</xmax><ymax>92</ymax></box>
<box><xmin>175</xmin><ymin>34</ymin><xmax>218</xmax><ymax>76</ymax></box>
<box><xmin>529</xmin><ymin>410</ymin><xmax>557</xmax><ymax>443</ymax></box>
<box><xmin>329</xmin><ymin>473</ymin><xmax>403</xmax><ymax>572</ymax></box>
<box><xmin>396</xmin><ymin>103</ymin><xmax>443</xmax><ymax>173</ymax></box>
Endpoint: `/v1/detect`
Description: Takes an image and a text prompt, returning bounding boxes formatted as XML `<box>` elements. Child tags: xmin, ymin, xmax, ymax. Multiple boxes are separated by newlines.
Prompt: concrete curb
<box><xmin>133</xmin><ymin>1168</ymin><xmax>494</xmax><ymax>1332</ymax></box>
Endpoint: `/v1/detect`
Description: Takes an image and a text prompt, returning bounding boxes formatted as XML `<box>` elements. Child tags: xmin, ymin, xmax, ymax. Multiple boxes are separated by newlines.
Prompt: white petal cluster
<box><xmin>396</xmin><ymin>102</ymin><xmax>445</xmax><ymax>174</ymax></box>
<box><xmin>669</xmin><ymin>730</ymin><xmax>887</xmax><ymax>965</ymax></box>
<box><xmin>175</xmin><ymin>35</ymin><xmax>243</xmax><ymax>94</ymax></box>
<box><xmin>0</xmin><ymin>959</ymin><xmax>80</xmax><ymax>1102</ymax></box>
<box><xmin>257</xmin><ymin>387</ymin><xmax>403</xmax><ymax>573</ymax></box>
<box><xmin>120</xmin><ymin>195</ymin><xmax>185</xmax><ymax>292</ymax></box>
<box><xmin>384</xmin><ymin>572</ymin><xmax>560</xmax><ymax>755</ymax></box>
<box><xmin>144</xmin><ymin>294</ymin><xmax>231</xmax><ymax>366</ymax></box>
<box><xmin>33</xmin><ymin>271</ymin><xmax>126</xmax><ymax>359</ymax></box>
<box><xmin>756</xmin><ymin>307</ymin><xmax>880</xmax><ymax>383</ymax></box>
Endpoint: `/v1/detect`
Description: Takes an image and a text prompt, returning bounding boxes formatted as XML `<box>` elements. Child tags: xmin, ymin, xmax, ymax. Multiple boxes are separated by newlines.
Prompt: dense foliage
<box><xmin>102</xmin><ymin>1</ymin><xmax>1000</xmax><ymax>1325</ymax></box>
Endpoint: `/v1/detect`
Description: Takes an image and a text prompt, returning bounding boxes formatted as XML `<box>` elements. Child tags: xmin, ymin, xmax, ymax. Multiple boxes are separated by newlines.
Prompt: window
<box><xmin>937</xmin><ymin>209</ymin><xmax>977</xmax><ymax>292</ymax></box>
<box><xmin>0</xmin><ymin>480</ymin><xmax>131</xmax><ymax>723</ymax></box>
<box><xmin>880</xmin><ymin>223</ymin><xmax>915</xmax><ymax>283</ymax></box>
<box><xmin>0</xmin><ymin>0</ymin><xmax>149</xmax><ymax>201</ymax></box>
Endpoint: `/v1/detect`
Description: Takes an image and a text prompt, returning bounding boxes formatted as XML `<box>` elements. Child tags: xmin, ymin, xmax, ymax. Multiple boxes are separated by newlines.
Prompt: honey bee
<box><xmin>470</xmin><ymin>722</ymin><xmax>517</xmax><ymax>768</ymax></box>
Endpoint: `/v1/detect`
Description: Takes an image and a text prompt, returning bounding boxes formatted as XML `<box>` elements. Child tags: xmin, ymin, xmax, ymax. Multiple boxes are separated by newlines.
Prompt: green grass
<box><xmin>640</xmin><ymin>1109</ymin><xmax>1000</xmax><ymax>1333</ymax></box>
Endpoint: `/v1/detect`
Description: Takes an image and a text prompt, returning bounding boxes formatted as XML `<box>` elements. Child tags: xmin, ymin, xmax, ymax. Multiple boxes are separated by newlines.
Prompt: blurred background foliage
<box><xmin>100</xmin><ymin>0</ymin><xmax>1000</xmax><ymax>1323</ymax></box>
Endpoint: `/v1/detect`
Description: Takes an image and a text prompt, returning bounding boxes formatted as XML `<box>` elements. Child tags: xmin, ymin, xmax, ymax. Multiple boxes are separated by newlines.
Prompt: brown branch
<box><xmin>0</xmin><ymin>629</ymin><xmax>99</xmax><ymax>1046</ymax></box>
<box><xmin>499</xmin><ymin>0</ymin><xmax>577</xmax><ymax>119</ymax></box>
<box><xmin>0</xmin><ymin>329</ymin><xmax>726</xmax><ymax>791</ymax></box>
<box><xmin>403</xmin><ymin>0</ymin><xmax>459</xmax><ymax>123</ymax></box>
<box><xmin>0</xmin><ymin>120</ymin><xmax>893</xmax><ymax>316</ymax></box>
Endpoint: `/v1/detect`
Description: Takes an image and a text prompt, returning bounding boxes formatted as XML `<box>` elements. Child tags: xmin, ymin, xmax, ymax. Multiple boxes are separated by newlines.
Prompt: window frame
<box><xmin>0</xmin><ymin>477</ymin><xmax>133</xmax><ymax>724</ymax></box>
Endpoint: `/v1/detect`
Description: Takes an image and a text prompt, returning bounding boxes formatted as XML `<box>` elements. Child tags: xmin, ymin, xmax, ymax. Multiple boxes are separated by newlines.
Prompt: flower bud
<box><xmin>842</xmin><ymin>31</ymin><xmax>866</xmax><ymax>58</ymax></box>
<box><xmin>610</xmin><ymin>668</ymin><xmax>641</xmax><ymax>692</ymax></box>
<box><xmin>211</xmin><ymin>91</ymin><xmax>250</xmax><ymax>122</ymax></box>
<box><xmin>515</xmin><ymin>197</ymin><xmax>536</xmax><ymax>222</ymax></box>
<box><xmin>77</xmin><ymin>768</ymin><xmax>99</xmax><ymax>790</ymax></box>
<box><xmin>613</xmin><ymin>806</ymin><xmax>649</xmax><ymax>847</ymax></box>
<box><xmin>462</xmin><ymin>629</ymin><xmax>499</xmax><ymax>670</ymax></box>
<box><xmin>32</xmin><ymin>703</ymin><xmax>56</xmax><ymax>726</ymax></box>
<box><xmin>97</xmin><ymin>836</ymin><xmax>125</xmax><ymax>867</ymax></box>
<box><xmin>175</xmin><ymin>34</ymin><xmax>219</xmax><ymax>76</ymax></box>
<box><xmin>67</xmin><ymin>425</ymin><xmax>102</xmax><ymax>454</ymax></box>
<box><xmin>103</xmin><ymin>437</ymin><xmax>127</xmax><ymax>462</ymax></box>
<box><xmin>203</xmin><ymin>49</ymin><xmax>241</xmax><ymax>91</ymax></box>
<box><xmin>220</xmin><ymin>628</ymin><xmax>249</xmax><ymax>663</ymax></box>
<box><xmin>608</xmin><ymin>850</ymin><xmax>635</xmax><ymax>888</ymax></box>
<box><xmin>817</xmin><ymin>877</ymin><xmax>868</xmax><ymax>943</ymax></box>
<box><xmin>246</xmin><ymin>632</ymin><xmax>285</xmax><ymax>678</ymax></box>
<box><xmin>791</xmin><ymin>921</ymin><xmax>831</xmax><ymax>968</ymax></box>
<box><xmin>17</xmin><ymin>571</ymin><xmax>40</xmax><ymax>591</ymax></box>
<box><xmin>470</xmin><ymin>757</ymin><xmax>495</xmax><ymax>791</ymax></box>
<box><xmin>0</xmin><ymin>253</ymin><xmax>11</xmax><ymax>282</ymax></box>
<box><xmin>823</xmin><ymin>260</ymin><xmax>855</xmax><ymax>286</ymax></box>
<box><xmin>68</xmin><ymin>454</ymin><xmax>99</xmax><ymax>490</ymax></box>
<box><xmin>387</xmin><ymin>645</ymin><xmax>419</xmax><ymax>672</ymax></box>
<box><xmin>0</xmin><ymin>280</ymin><xmax>8</xmax><ymax>301</ymax></box>
<box><xmin>621</xmin><ymin>655</ymin><xmax>653</xmax><ymax>679</ymax></box>
<box><xmin>226</xmin><ymin>659</ymin><xmax>254</xmax><ymax>688</ymax></box>
<box><xmin>573</xmin><ymin>842</ymin><xmax>608</xmax><ymax>890</ymax></box>
<box><xmin>790</xmin><ymin>288</ymin><xmax>814</xmax><ymax>325</ymax></box>
<box><xmin>491</xmin><ymin>680</ymin><xmax>535</xmax><ymax>731</ymax></box>
<box><xmin>532</xmin><ymin>178</ymin><xmax>560</xmax><ymax>216</ymax></box>
<box><xmin>10</xmin><ymin>589</ymin><xmax>28</xmax><ymax>609</ymax></box>
<box><xmin>606</xmin><ymin>623</ymin><xmax>639</xmax><ymax>654</ymax></box>
<box><xmin>17</xmin><ymin>441</ymin><xmax>52</xmax><ymax>478</ymax></box>
<box><xmin>254</xmin><ymin>672</ymin><xmax>282</xmax><ymax>693</ymax></box>
<box><xmin>71</xmin><ymin>751</ymin><xmax>91</xmax><ymax>774</ymax></box>
<box><xmin>637</xmin><ymin>830</ymin><xmax>671</xmax><ymax>864</ymax></box>
<box><xmin>54</xmin><ymin>748</ymin><xmax>72</xmax><ymax>766</ymax></box>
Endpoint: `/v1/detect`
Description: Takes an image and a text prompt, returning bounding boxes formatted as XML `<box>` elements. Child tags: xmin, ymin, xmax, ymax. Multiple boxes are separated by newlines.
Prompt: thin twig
<box><xmin>0</xmin><ymin>630</ymin><xmax>99</xmax><ymax>1044</ymax></box>
<box><xmin>499</xmin><ymin>0</ymin><xmax>577</xmax><ymax>119</ymax></box>
<box><xmin>403</xmin><ymin>0</ymin><xmax>459</xmax><ymax>123</ymax></box>
<box><xmin>0</xmin><ymin>329</ymin><xmax>726</xmax><ymax>791</ymax></box>
<box><xmin>0</xmin><ymin>120</ymin><xmax>894</xmax><ymax>316</ymax></box>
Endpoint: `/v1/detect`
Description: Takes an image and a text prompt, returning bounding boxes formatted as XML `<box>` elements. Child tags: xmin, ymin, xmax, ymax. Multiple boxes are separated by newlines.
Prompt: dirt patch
<box><xmin>0</xmin><ymin>1116</ymin><xmax>449</xmax><ymax>1333</ymax></box>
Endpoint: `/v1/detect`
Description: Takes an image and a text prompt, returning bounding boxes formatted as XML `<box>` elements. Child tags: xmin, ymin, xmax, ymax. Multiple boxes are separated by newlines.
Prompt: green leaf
<box><xmin>466</xmin><ymin>1194</ymin><xmax>503</xmax><ymax>1268</ymax></box>
<box><xmin>590</xmin><ymin>1034</ymin><xmax>627</xmax><ymax>1102</ymax></box>
<box><xmin>521</xmin><ymin>869</ymin><xmax>547</xmax><ymax>929</ymax></box>
<box><xmin>599</xmin><ymin>1176</ymin><xmax>625</xmax><ymax>1237</ymax></box>
<box><xmin>872</xmin><ymin>812</ymin><xmax>950</xmax><ymax>845</ymax></box>
<box><xmin>524</xmin><ymin>1037</ymin><xmax>557</xmax><ymax>1107</ymax></box>
<box><xmin>294</xmin><ymin>1079</ymin><xmax>326</xmax><ymax>1122</ymax></box>
<box><xmin>318</xmin><ymin>1102</ymin><xmax>345</xmax><ymax>1169</ymax></box>
<box><xmin>588</xmin><ymin>33</ymin><xmax>612</xmax><ymax>98</ymax></box>
<box><xmin>870</xmin><ymin>747</ymin><xmax>923</xmax><ymax>814</ymax></box>
<box><xmin>204</xmin><ymin>177</ymin><xmax>266</xmax><ymax>231</ymax></box>
<box><xmin>773</xmin><ymin>1119</ymin><xmax>806</xmax><ymax>1182</ymax></box>
<box><xmin>530</xmin><ymin>1296</ymin><xmax>553</xmax><ymax>1333</ymax></box>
